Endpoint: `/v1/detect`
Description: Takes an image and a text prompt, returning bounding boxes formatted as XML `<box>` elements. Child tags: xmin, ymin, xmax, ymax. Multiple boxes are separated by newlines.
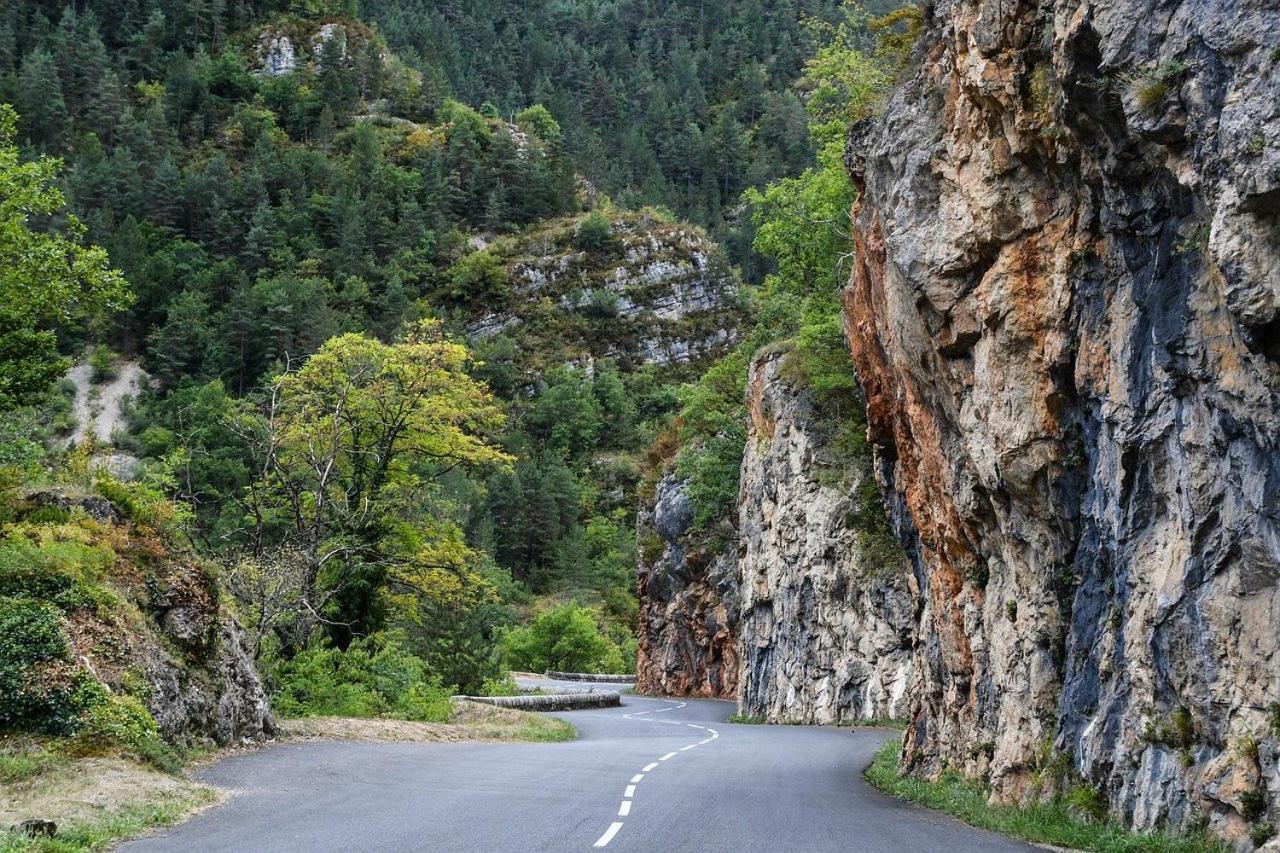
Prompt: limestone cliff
<box><xmin>634</xmin><ymin>473</ymin><xmax>739</xmax><ymax>698</ymax></box>
<box><xmin>843</xmin><ymin>0</ymin><xmax>1279</xmax><ymax>840</ymax></box>
<box><xmin>737</xmin><ymin>349</ymin><xmax>917</xmax><ymax>724</ymax></box>
<box><xmin>467</xmin><ymin>212</ymin><xmax>741</xmax><ymax>374</ymax></box>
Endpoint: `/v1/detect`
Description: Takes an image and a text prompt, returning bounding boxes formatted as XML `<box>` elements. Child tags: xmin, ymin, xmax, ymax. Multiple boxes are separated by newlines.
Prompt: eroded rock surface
<box><xmin>467</xmin><ymin>213</ymin><xmax>741</xmax><ymax>372</ymax></box>
<box><xmin>843</xmin><ymin>0</ymin><xmax>1280</xmax><ymax>839</ymax></box>
<box><xmin>737</xmin><ymin>350</ymin><xmax>917</xmax><ymax>723</ymax></box>
<box><xmin>634</xmin><ymin>473</ymin><xmax>739</xmax><ymax>698</ymax></box>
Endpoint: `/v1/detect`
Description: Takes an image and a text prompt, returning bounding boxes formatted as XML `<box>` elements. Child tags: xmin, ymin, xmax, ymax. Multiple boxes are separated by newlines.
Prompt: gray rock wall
<box><xmin>737</xmin><ymin>350</ymin><xmax>917</xmax><ymax>724</ymax></box>
<box><xmin>843</xmin><ymin>0</ymin><xmax>1280</xmax><ymax>841</ymax></box>
<box><xmin>634</xmin><ymin>474</ymin><xmax>739</xmax><ymax>698</ymax></box>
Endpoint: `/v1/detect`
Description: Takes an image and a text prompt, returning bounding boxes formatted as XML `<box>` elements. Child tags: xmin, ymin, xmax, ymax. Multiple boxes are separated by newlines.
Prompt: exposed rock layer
<box><xmin>843</xmin><ymin>0</ymin><xmax>1280</xmax><ymax>839</ymax></box>
<box><xmin>467</xmin><ymin>213</ymin><xmax>741</xmax><ymax>373</ymax></box>
<box><xmin>27</xmin><ymin>491</ymin><xmax>276</xmax><ymax>745</ymax></box>
<box><xmin>635</xmin><ymin>352</ymin><xmax>919</xmax><ymax>716</ymax></box>
<box><xmin>634</xmin><ymin>473</ymin><xmax>739</xmax><ymax>698</ymax></box>
<box><xmin>737</xmin><ymin>350</ymin><xmax>917</xmax><ymax>723</ymax></box>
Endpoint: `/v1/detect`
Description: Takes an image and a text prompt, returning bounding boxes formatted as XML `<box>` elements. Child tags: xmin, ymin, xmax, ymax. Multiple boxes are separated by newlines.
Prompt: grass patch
<box><xmin>727</xmin><ymin>713</ymin><xmax>768</xmax><ymax>724</ymax></box>
<box><xmin>515</xmin><ymin>716</ymin><xmax>577</xmax><ymax>743</ymax></box>
<box><xmin>864</xmin><ymin>740</ymin><xmax>1225</xmax><ymax>853</ymax></box>
<box><xmin>0</xmin><ymin>787</ymin><xmax>217</xmax><ymax>852</ymax></box>
<box><xmin>0</xmin><ymin>740</ymin><xmax>65</xmax><ymax>784</ymax></box>
<box><xmin>850</xmin><ymin>718</ymin><xmax>908</xmax><ymax>730</ymax></box>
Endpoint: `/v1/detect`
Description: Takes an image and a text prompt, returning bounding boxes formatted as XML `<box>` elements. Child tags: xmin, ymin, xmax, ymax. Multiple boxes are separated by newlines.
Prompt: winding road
<box><xmin>126</xmin><ymin>683</ymin><xmax>1032</xmax><ymax>852</ymax></box>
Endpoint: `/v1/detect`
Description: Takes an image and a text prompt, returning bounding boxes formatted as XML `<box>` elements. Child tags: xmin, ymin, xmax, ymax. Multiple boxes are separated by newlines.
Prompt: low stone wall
<box><xmin>544</xmin><ymin>671</ymin><xmax>636</xmax><ymax>684</ymax></box>
<box><xmin>457</xmin><ymin>692</ymin><xmax>621</xmax><ymax>711</ymax></box>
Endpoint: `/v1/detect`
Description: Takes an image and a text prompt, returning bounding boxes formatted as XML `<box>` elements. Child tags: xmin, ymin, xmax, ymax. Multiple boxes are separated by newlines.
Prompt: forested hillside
<box><xmin>0</xmin><ymin>0</ymin><xmax>850</xmax><ymax>757</ymax></box>
<box><xmin>365</xmin><ymin>0</ymin><xmax>864</xmax><ymax>275</ymax></box>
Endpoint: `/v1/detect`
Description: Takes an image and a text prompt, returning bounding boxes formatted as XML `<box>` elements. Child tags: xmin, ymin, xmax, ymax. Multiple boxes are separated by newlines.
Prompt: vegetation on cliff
<box><xmin>0</xmin><ymin>0</ymin><xmax>841</xmax><ymax>770</ymax></box>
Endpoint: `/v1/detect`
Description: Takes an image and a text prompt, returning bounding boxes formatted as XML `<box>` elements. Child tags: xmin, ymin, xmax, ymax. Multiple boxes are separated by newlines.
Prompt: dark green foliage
<box><xmin>1240</xmin><ymin>789</ymin><xmax>1267</xmax><ymax>823</ymax></box>
<box><xmin>271</xmin><ymin>632</ymin><xmax>454</xmax><ymax>721</ymax></box>
<box><xmin>406</xmin><ymin>598</ymin><xmax>510</xmax><ymax>697</ymax></box>
<box><xmin>574</xmin><ymin>211</ymin><xmax>615</xmax><ymax>253</ymax></box>
<box><xmin>500</xmin><ymin>602</ymin><xmax>628</xmax><ymax>674</ymax></box>
<box><xmin>0</xmin><ymin>596</ymin><xmax>77</xmax><ymax>734</ymax></box>
<box><xmin>365</xmin><ymin>0</ymin><xmax>849</xmax><ymax>273</ymax></box>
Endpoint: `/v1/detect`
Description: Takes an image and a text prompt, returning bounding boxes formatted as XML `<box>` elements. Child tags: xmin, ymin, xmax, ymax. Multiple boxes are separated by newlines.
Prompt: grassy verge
<box><xmin>850</xmin><ymin>718</ymin><xmax>908</xmax><ymax>730</ymax></box>
<box><xmin>864</xmin><ymin>740</ymin><xmax>1225</xmax><ymax>853</ymax></box>
<box><xmin>727</xmin><ymin>713</ymin><xmax>767</xmax><ymax>724</ymax></box>
<box><xmin>0</xmin><ymin>739</ymin><xmax>218</xmax><ymax>853</ymax></box>
<box><xmin>277</xmin><ymin>699</ymin><xmax>578</xmax><ymax>744</ymax></box>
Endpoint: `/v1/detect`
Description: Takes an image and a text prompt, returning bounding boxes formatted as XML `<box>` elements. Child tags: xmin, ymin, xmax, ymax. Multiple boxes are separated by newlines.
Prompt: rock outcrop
<box><xmin>467</xmin><ymin>213</ymin><xmax>741</xmax><ymax>373</ymax></box>
<box><xmin>737</xmin><ymin>349</ymin><xmax>917</xmax><ymax>724</ymax></box>
<box><xmin>13</xmin><ymin>490</ymin><xmax>274</xmax><ymax>746</ymax></box>
<box><xmin>843</xmin><ymin>0</ymin><xmax>1279</xmax><ymax>840</ymax></box>
<box><xmin>634</xmin><ymin>473</ymin><xmax>739</xmax><ymax>698</ymax></box>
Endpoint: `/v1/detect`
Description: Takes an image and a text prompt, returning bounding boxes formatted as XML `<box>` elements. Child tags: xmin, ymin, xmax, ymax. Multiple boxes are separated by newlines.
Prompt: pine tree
<box><xmin>17</xmin><ymin>49</ymin><xmax>67</xmax><ymax>150</ymax></box>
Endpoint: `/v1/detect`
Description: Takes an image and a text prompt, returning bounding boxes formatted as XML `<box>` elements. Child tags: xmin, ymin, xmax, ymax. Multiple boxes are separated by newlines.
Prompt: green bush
<box><xmin>500</xmin><ymin>602</ymin><xmax>628</xmax><ymax>674</ymax></box>
<box><xmin>271</xmin><ymin>632</ymin><xmax>453</xmax><ymax>722</ymax></box>
<box><xmin>446</xmin><ymin>249</ymin><xmax>508</xmax><ymax>308</ymax></box>
<box><xmin>0</xmin><ymin>596</ymin><xmax>78</xmax><ymax>734</ymax></box>
<box><xmin>89</xmin><ymin>345</ymin><xmax>119</xmax><ymax>384</ymax></box>
<box><xmin>574</xmin><ymin>211</ymin><xmax>615</xmax><ymax>253</ymax></box>
<box><xmin>68</xmin><ymin>680</ymin><xmax>178</xmax><ymax>771</ymax></box>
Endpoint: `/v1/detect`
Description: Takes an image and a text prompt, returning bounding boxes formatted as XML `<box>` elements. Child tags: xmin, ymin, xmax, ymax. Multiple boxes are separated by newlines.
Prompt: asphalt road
<box><xmin>126</xmin><ymin>684</ymin><xmax>1033</xmax><ymax>853</ymax></box>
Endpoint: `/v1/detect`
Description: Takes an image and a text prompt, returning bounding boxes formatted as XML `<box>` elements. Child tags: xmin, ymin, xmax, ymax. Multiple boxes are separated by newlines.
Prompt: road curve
<box><xmin>125</xmin><ymin>688</ymin><xmax>1033</xmax><ymax>853</ymax></box>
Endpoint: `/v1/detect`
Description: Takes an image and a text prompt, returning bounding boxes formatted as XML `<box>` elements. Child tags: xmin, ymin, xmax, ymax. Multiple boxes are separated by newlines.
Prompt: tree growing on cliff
<box><xmin>0</xmin><ymin>104</ymin><xmax>130</xmax><ymax>411</ymax></box>
<box><xmin>235</xmin><ymin>321</ymin><xmax>512</xmax><ymax>648</ymax></box>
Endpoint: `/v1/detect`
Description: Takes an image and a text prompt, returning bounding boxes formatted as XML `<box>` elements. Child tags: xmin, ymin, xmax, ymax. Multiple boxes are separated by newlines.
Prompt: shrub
<box><xmin>271</xmin><ymin>632</ymin><xmax>453</xmax><ymax>722</ymax></box>
<box><xmin>574</xmin><ymin>211</ymin><xmax>615</xmax><ymax>253</ymax></box>
<box><xmin>68</xmin><ymin>680</ymin><xmax>178</xmax><ymax>771</ymax></box>
<box><xmin>500</xmin><ymin>602</ymin><xmax>628</xmax><ymax>674</ymax></box>
<box><xmin>446</xmin><ymin>249</ymin><xmax>508</xmax><ymax>308</ymax></box>
<box><xmin>89</xmin><ymin>345</ymin><xmax>119</xmax><ymax>384</ymax></box>
<box><xmin>0</xmin><ymin>596</ymin><xmax>77</xmax><ymax>734</ymax></box>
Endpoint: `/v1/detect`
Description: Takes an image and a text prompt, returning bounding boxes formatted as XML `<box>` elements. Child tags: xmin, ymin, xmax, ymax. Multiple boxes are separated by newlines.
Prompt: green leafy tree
<box><xmin>240</xmin><ymin>320</ymin><xmax>512</xmax><ymax>645</ymax></box>
<box><xmin>0</xmin><ymin>104</ymin><xmax>130</xmax><ymax>410</ymax></box>
<box><xmin>501</xmin><ymin>602</ymin><xmax>626</xmax><ymax>674</ymax></box>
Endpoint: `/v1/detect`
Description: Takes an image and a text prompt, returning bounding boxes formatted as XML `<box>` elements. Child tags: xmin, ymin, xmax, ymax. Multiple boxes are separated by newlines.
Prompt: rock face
<box><xmin>737</xmin><ymin>350</ymin><xmax>917</xmax><ymax>724</ymax></box>
<box><xmin>33</xmin><ymin>495</ymin><xmax>277</xmax><ymax>746</ymax></box>
<box><xmin>634</xmin><ymin>473</ymin><xmax>739</xmax><ymax>698</ymax></box>
<box><xmin>141</xmin><ymin>561</ymin><xmax>275</xmax><ymax>745</ymax></box>
<box><xmin>843</xmin><ymin>0</ymin><xmax>1279</xmax><ymax>839</ymax></box>
<box><xmin>467</xmin><ymin>213</ymin><xmax>741</xmax><ymax>373</ymax></box>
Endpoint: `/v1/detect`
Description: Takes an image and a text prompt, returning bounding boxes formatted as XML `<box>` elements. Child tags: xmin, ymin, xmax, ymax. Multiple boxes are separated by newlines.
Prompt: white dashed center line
<box><xmin>594</xmin><ymin>822</ymin><xmax>624</xmax><ymax>848</ymax></box>
<box><xmin>589</xmin><ymin>699</ymin><xmax>721</xmax><ymax>848</ymax></box>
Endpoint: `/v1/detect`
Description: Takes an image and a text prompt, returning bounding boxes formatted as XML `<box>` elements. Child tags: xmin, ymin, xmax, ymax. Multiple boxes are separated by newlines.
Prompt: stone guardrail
<box><xmin>544</xmin><ymin>671</ymin><xmax>637</xmax><ymax>683</ymax></box>
<box><xmin>456</xmin><ymin>692</ymin><xmax>621</xmax><ymax>711</ymax></box>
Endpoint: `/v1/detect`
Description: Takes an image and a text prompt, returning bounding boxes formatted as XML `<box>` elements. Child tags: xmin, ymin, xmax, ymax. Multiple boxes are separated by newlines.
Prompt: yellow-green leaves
<box><xmin>247</xmin><ymin>320</ymin><xmax>511</xmax><ymax>638</ymax></box>
<box><xmin>0</xmin><ymin>104</ymin><xmax>131</xmax><ymax>409</ymax></box>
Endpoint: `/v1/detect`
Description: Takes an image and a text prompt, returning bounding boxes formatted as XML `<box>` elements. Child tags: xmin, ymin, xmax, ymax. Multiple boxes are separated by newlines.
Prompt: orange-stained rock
<box><xmin>843</xmin><ymin>0</ymin><xmax>1280</xmax><ymax>837</ymax></box>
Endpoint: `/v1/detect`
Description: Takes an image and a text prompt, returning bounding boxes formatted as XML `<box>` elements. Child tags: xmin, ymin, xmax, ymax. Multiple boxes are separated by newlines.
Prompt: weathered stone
<box><xmin>23</xmin><ymin>490</ymin><xmax>121</xmax><ymax>525</ymax></box>
<box><xmin>11</xmin><ymin>819</ymin><xmax>56</xmax><ymax>838</ymax></box>
<box><xmin>634</xmin><ymin>474</ymin><xmax>739</xmax><ymax>698</ymax></box>
<box><xmin>255</xmin><ymin>33</ymin><xmax>296</xmax><ymax>76</ymax></box>
<box><xmin>737</xmin><ymin>349</ymin><xmax>917</xmax><ymax>724</ymax></box>
<box><xmin>466</xmin><ymin>214</ymin><xmax>741</xmax><ymax>372</ymax></box>
<box><xmin>842</xmin><ymin>0</ymin><xmax>1280</xmax><ymax>838</ymax></box>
